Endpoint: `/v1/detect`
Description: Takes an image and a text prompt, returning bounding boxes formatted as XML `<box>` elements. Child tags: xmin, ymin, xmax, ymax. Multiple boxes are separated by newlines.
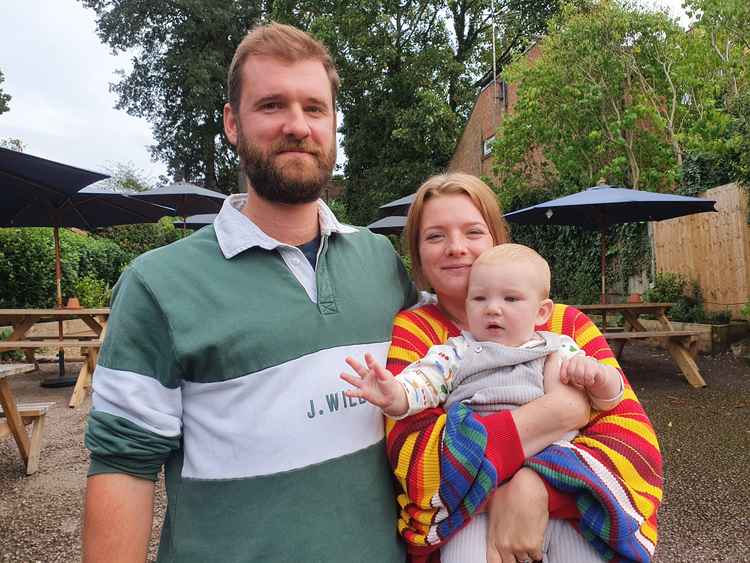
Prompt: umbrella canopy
<box><xmin>504</xmin><ymin>183</ymin><xmax>718</xmax><ymax>303</ymax></box>
<box><xmin>367</xmin><ymin>215</ymin><xmax>407</xmax><ymax>235</ymax></box>
<box><xmin>378</xmin><ymin>193</ymin><xmax>415</xmax><ymax>217</ymax></box>
<box><xmin>0</xmin><ymin>149</ymin><xmax>175</xmax><ymax>306</ymax></box>
<box><xmin>132</xmin><ymin>181</ymin><xmax>226</xmax><ymax>217</ymax></box>
<box><xmin>504</xmin><ymin>184</ymin><xmax>717</xmax><ymax>229</ymax></box>
<box><xmin>0</xmin><ymin>147</ymin><xmax>109</xmax><ymax>223</ymax></box>
<box><xmin>3</xmin><ymin>184</ymin><xmax>175</xmax><ymax>229</ymax></box>
<box><xmin>175</xmin><ymin>213</ymin><xmax>217</xmax><ymax>230</ymax></box>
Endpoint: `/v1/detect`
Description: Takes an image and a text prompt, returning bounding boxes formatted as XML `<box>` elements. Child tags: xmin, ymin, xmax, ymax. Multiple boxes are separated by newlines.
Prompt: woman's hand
<box><xmin>486</xmin><ymin>467</ymin><xmax>548</xmax><ymax>563</ymax></box>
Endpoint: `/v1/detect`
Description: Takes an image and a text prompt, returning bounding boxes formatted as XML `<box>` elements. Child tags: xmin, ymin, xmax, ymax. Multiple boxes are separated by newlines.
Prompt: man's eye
<box><xmin>261</xmin><ymin>102</ymin><xmax>281</xmax><ymax>110</ymax></box>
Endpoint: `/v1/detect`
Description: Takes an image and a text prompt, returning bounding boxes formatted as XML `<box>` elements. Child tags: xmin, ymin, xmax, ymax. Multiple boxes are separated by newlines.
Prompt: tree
<box><xmin>493</xmin><ymin>0</ymin><xmax>690</xmax><ymax>200</ymax></box>
<box><xmin>80</xmin><ymin>1</ymin><xmax>267</xmax><ymax>193</ymax></box>
<box><xmin>307</xmin><ymin>0</ymin><xmax>558</xmax><ymax>224</ymax></box>
<box><xmin>102</xmin><ymin>161</ymin><xmax>155</xmax><ymax>192</ymax></box>
<box><xmin>82</xmin><ymin>1</ymin><xmax>557</xmax><ymax>216</ymax></box>
<box><xmin>0</xmin><ymin>69</ymin><xmax>10</xmax><ymax>115</ymax></box>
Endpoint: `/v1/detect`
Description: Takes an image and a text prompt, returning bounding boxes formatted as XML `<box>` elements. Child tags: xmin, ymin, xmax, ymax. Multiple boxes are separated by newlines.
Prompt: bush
<box><xmin>0</xmin><ymin>228</ymin><xmax>130</xmax><ymax>308</ymax></box>
<box><xmin>0</xmin><ymin>328</ymin><xmax>24</xmax><ymax>362</ymax></box>
<box><xmin>74</xmin><ymin>276</ymin><xmax>112</xmax><ymax>308</ymax></box>
<box><xmin>645</xmin><ymin>274</ymin><xmax>711</xmax><ymax>323</ymax></box>
<box><xmin>643</xmin><ymin>272</ymin><xmax>687</xmax><ymax>303</ymax></box>
<box><xmin>95</xmin><ymin>217</ymin><xmax>187</xmax><ymax>259</ymax></box>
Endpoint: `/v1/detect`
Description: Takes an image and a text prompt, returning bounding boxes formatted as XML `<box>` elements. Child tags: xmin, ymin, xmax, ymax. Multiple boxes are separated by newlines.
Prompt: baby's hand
<box><xmin>340</xmin><ymin>353</ymin><xmax>409</xmax><ymax>418</ymax></box>
<box><xmin>559</xmin><ymin>355</ymin><xmax>623</xmax><ymax>410</ymax></box>
<box><xmin>560</xmin><ymin>355</ymin><xmax>608</xmax><ymax>395</ymax></box>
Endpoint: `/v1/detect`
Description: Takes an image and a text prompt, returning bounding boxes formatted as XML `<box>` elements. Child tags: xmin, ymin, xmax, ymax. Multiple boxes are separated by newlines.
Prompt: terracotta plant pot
<box><xmin>66</xmin><ymin>297</ymin><xmax>81</xmax><ymax>309</ymax></box>
<box><xmin>627</xmin><ymin>293</ymin><xmax>642</xmax><ymax>303</ymax></box>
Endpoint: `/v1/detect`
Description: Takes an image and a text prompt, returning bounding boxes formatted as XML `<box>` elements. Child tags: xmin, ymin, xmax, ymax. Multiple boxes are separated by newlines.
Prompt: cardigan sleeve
<box><xmin>526</xmin><ymin>304</ymin><xmax>663</xmax><ymax>562</ymax></box>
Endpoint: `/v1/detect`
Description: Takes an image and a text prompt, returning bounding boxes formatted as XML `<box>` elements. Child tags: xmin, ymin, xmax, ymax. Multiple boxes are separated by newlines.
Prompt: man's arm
<box><xmin>83</xmin><ymin>474</ymin><xmax>155</xmax><ymax>563</ymax></box>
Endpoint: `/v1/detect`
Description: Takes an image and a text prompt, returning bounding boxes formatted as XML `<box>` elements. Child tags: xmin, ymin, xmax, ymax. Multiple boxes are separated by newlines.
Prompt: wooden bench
<box><xmin>602</xmin><ymin>329</ymin><xmax>705</xmax><ymax>388</ymax></box>
<box><xmin>0</xmin><ymin>339</ymin><xmax>103</xmax><ymax>349</ymax></box>
<box><xmin>0</xmin><ymin>340</ymin><xmax>103</xmax><ymax>408</ymax></box>
<box><xmin>0</xmin><ymin>401</ymin><xmax>55</xmax><ymax>475</ymax></box>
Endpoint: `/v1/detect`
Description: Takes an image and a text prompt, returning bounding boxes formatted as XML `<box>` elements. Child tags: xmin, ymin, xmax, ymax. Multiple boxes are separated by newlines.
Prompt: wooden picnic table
<box><xmin>0</xmin><ymin>363</ymin><xmax>54</xmax><ymax>475</ymax></box>
<box><xmin>575</xmin><ymin>302</ymin><xmax>706</xmax><ymax>388</ymax></box>
<box><xmin>0</xmin><ymin>308</ymin><xmax>109</xmax><ymax>407</ymax></box>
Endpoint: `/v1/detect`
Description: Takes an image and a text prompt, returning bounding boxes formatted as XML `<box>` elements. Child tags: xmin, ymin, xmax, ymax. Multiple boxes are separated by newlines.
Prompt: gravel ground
<box><xmin>1</xmin><ymin>342</ymin><xmax>748</xmax><ymax>562</ymax></box>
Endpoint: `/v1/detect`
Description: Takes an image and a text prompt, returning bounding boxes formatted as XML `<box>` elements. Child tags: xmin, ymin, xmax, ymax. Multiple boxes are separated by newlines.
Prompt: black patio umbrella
<box><xmin>503</xmin><ymin>181</ymin><xmax>717</xmax><ymax>303</ymax></box>
<box><xmin>174</xmin><ymin>213</ymin><xmax>217</xmax><ymax>230</ymax></box>
<box><xmin>1</xmin><ymin>148</ymin><xmax>174</xmax><ymax>383</ymax></box>
<box><xmin>378</xmin><ymin>193</ymin><xmax>415</xmax><ymax>217</ymax></box>
<box><xmin>367</xmin><ymin>215</ymin><xmax>407</xmax><ymax>235</ymax></box>
<box><xmin>132</xmin><ymin>182</ymin><xmax>226</xmax><ymax>228</ymax></box>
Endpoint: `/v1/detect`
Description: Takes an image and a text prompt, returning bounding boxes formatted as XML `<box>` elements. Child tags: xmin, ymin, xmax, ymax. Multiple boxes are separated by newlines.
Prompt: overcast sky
<box><xmin>0</xmin><ymin>0</ymin><xmax>690</xmax><ymax>183</ymax></box>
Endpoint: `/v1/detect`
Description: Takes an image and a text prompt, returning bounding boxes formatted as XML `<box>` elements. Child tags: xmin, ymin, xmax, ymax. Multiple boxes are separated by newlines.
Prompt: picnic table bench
<box><xmin>576</xmin><ymin>302</ymin><xmax>706</xmax><ymax>388</ymax></box>
<box><xmin>0</xmin><ymin>363</ymin><xmax>55</xmax><ymax>475</ymax></box>
<box><xmin>0</xmin><ymin>308</ymin><xmax>108</xmax><ymax>408</ymax></box>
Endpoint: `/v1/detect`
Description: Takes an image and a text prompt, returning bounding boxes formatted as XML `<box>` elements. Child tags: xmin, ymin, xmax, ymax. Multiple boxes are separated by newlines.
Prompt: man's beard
<box><xmin>237</xmin><ymin>128</ymin><xmax>336</xmax><ymax>205</ymax></box>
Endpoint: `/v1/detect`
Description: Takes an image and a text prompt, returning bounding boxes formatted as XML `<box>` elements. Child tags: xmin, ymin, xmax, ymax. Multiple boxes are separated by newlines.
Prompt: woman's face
<box><xmin>418</xmin><ymin>193</ymin><xmax>494</xmax><ymax>302</ymax></box>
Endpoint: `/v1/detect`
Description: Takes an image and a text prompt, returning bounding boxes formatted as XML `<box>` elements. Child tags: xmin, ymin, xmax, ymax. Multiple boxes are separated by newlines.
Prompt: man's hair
<box><xmin>474</xmin><ymin>243</ymin><xmax>551</xmax><ymax>297</ymax></box>
<box><xmin>405</xmin><ymin>173</ymin><xmax>511</xmax><ymax>290</ymax></box>
<box><xmin>227</xmin><ymin>22</ymin><xmax>340</xmax><ymax>109</ymax></box>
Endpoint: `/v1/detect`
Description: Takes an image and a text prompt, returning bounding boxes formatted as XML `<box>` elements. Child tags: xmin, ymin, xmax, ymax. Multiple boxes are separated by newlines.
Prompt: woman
<box><xmin>385</xmin><ymin>173</ymin><xmax>663</xmax><ymax>563</ymax></box>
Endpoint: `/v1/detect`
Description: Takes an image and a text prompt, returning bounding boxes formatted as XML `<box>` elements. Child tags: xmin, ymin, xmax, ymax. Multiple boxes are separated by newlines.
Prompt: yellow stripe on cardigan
<box><xmin>598</xmin><ymin>414</ymin><xmax>662</xmax><ymax>451</ymax></box>
<box><xmin>575</xmin><ymin>323</ymin><xmax>604</xmax><ymax>348</ymax></box>
<box><xmin>391</xmin><ymin>415</ymin><xmax>446</xmax><ymax>509</ymax></box>
<box><xmin>389</xmin><ymin>345</ymin><xmax>422</xmax><ymax>365</ymax></box>
<box><xmin>575</xmin><ymin>435</ymin><xmax>664</xmax><ymax>505</ymax></box>
<box><xmin>548</xmin><ymin>304</ymin><xmax>567</xmax><ymax>334</ymax></box>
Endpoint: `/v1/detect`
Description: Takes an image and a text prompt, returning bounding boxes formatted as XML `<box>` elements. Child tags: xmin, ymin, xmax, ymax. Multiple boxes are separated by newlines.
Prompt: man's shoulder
<box><xmin>126</xmin><ymin>226</ymin><xmax>222</xmax><ymax>290</ymax></box>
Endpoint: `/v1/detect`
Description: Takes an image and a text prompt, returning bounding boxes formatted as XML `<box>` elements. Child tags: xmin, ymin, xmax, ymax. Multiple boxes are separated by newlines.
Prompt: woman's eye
<box><xmin>425</xmin><ymin>233</ymin><xmax>443</xmax><ymax>241</ymax></box>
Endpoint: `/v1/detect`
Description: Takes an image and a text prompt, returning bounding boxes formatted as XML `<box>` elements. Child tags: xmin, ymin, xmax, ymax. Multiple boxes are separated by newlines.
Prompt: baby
<box><xmin>341</xmin><ymin>243</ymin><xmax>624</xmax><ymax>563</ymax></box>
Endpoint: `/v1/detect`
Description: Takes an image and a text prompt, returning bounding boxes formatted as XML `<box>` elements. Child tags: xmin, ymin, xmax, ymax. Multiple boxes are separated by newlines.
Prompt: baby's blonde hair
<box><xmin>473</xmin><ymin>243</ymin><xmax>551</xmax><ymax>297</ymax></box>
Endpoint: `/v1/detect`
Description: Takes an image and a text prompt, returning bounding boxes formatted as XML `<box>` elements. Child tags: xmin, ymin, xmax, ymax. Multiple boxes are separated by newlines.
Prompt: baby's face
<box><xmin>465</xmin><ymin>260</ymin><xmax>549</xmax><ymax>346</ymax></box>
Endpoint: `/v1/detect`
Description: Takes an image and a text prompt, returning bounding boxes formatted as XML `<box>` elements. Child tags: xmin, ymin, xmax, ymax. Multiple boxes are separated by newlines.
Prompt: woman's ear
<box><xmin>536</xmin><ymin>298</ymin><xmax>554</xmax><ymax>326</ymax></box>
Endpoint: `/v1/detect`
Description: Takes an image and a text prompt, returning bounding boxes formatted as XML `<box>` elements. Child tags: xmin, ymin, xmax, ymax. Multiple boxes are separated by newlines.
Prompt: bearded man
<box><xmin>82</xmin><ymin>23</ymin><xmax>416</xmax><ymax>563</ymax></box>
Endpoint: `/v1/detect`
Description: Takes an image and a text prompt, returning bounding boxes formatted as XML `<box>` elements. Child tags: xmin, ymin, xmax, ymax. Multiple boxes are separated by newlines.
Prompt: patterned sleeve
<box><xmin>395</xmin><ymin>338</ymin><xmax>466</xmax><ymax>418</ymax></box>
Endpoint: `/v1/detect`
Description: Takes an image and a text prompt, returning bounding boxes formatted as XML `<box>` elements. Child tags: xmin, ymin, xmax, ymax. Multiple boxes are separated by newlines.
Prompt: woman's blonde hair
<box><xmin>405</xmin><ymin>173</ymin><xmax>510</xmax><ymax>290</ymax></box>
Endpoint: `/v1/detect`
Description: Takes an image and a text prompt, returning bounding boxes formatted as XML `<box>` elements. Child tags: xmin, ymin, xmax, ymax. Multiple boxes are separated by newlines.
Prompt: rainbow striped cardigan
<box><xmin>385</xmin><ymin>304</ymin><xmax>663</xmax><ymax>562</ymax></box>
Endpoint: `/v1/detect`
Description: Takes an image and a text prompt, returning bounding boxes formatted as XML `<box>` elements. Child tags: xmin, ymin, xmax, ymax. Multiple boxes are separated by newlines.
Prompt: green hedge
<box><xmin>0</xmin><ymin>228</ymin><xmax>131</xmax><ymax>308</ymax></box>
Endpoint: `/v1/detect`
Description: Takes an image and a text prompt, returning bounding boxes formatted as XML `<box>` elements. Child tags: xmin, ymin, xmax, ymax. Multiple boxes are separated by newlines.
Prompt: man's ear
<box><xmin>536</xmin><ymin>298</ymin><xmax>554</xmax><ymax>326</ymax></box>
<box><xmin>223</xmin><ymin>102</ymin><xmax>239</xmax><ymax>146</ymax></box>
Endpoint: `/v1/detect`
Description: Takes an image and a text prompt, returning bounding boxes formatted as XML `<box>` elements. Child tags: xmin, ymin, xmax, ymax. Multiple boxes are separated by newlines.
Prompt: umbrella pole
<box><xmin>54</xmin><ymin>226</ymin><xmax>63</xmax><ymax>307</ymax></box>
<box><xmin>41</xmin><ymin>226</ymin><xmax>75</xmax><ymax>387</ymax></box>
<box><xmin>600</xmin><ymin>228</ymin><xmax>607</xmax><ymax>304</ymax></box>
<box><xmin>600</xmin><ymin>228</ymin><xmax>608</xmax><ymax>329</ymax></box>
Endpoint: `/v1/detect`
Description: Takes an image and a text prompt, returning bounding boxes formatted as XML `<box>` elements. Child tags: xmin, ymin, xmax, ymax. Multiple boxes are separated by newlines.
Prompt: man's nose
<box><xmin>282</xmin><ymin>105</ymin><xmax>311</xmax><ymax>139</ymax></box>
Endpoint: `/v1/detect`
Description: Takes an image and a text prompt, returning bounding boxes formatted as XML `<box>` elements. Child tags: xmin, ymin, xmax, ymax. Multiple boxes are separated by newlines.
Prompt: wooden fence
<box><xmin>653</xmin><ymin>182</ymin><xmax>749</xmax><ymax>318</ymax></box>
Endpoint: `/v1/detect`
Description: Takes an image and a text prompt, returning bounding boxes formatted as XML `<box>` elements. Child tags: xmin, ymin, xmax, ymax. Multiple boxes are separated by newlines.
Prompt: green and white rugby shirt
<box><xmin>85</xmin><ymin>195</ymin><xmax>416</xmax><ymax>562</ymax></box>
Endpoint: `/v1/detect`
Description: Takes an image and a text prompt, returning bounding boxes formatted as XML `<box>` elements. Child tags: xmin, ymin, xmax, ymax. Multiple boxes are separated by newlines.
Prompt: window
<box><xmin>483</xmin><ymin>135</ymin><xmax>495</xmax><ymax>158</ymax></box>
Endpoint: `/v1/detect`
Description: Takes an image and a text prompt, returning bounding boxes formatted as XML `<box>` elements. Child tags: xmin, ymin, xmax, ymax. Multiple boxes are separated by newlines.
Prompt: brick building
<box><xmin>448</xmin><ymin>43</ymin><xmax>542</xmax><ymax>181</ymax></box>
